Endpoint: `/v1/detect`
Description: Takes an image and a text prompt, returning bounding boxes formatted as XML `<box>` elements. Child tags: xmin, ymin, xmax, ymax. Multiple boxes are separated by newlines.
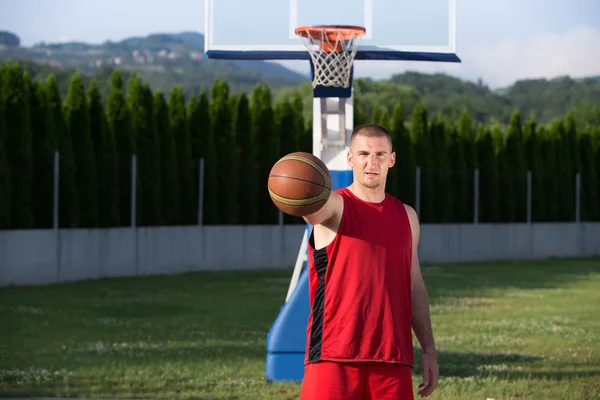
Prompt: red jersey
<box><xmin>305</xmin><ymin>187</ymin><xmax>414</xmax><ymax>366</ymax></box>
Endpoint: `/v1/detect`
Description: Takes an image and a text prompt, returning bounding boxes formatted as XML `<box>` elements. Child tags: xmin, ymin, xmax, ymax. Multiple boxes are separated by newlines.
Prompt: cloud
<box><xmin>347</xmin><ymin>25</ymin><xmax>600</xmax><ymax>88</ymax></box>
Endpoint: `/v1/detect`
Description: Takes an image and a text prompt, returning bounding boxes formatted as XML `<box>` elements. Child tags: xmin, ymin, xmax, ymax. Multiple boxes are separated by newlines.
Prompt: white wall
<box><xmin>1</xmin><ymin>223</ymin><xmax>599</xmax><ymax>287</ymax></box>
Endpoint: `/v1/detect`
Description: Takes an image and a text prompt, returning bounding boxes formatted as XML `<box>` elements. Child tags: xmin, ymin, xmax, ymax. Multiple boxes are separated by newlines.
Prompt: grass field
<box><xmin>1</xmin><ymin>257</ymin><xmax>600</xmax><ymax>399</ymax></box>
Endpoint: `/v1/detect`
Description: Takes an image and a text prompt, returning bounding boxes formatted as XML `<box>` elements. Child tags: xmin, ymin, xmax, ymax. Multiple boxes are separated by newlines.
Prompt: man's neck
<box><xmin>348</xmin><ymin>182</ymin><xmax>386</xmax><ymax>203</ymax></box>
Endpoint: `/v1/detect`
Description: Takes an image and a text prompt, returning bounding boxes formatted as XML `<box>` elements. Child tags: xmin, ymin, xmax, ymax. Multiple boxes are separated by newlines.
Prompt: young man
<box><xmin>299</xmin><ymin>124</ymin><xmax>438</xmax><ymax>399</ymax></box>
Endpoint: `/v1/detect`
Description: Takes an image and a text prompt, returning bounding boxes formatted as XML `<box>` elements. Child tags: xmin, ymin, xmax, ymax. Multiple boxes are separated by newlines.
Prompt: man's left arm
<box><xmin>405</xmin><ymin>205</ymin><xmax>438</xmax><ymax>398</ymax></box>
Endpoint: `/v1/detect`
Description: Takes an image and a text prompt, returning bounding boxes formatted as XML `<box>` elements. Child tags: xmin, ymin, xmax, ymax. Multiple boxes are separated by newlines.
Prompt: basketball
<box><xmin>268</xmin><ymin>152</ymin><xmax>332</xmax><ymax>217</ymax></box>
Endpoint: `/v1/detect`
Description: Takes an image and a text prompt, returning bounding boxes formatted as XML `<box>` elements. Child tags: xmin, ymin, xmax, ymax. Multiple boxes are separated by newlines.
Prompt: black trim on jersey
<box><xmin>307</xmin><ymin>230</ymin><xmax>329</xmax><ymax>363</ymax></box>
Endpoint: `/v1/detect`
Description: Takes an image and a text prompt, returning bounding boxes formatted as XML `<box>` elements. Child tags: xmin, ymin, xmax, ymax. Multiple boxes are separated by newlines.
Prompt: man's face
<box><xmin>347</xmin><ymin>134</ymin><xmax>396</xmax><ymax>189</ymax></box>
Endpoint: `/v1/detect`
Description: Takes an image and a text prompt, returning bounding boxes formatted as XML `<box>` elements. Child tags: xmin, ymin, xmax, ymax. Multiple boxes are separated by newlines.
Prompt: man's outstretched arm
<box><xmin>405</xmin><ymin>205</ymin><xmax>438</xmax><ymax>398</ymax></box>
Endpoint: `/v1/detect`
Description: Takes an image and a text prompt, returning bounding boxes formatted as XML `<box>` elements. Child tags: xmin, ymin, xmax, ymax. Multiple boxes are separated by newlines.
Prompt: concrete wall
<box><xmin>1</xmin><ymin>223</ymin><xmax>599</xmax><ymax>287</ymax></box>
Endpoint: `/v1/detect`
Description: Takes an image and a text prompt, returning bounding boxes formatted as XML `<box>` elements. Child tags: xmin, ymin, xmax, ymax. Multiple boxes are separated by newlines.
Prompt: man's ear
<box><xmin>389</xmin><ymin>151</ymin><xmax>396</xmax><ymax>168</ymax></box>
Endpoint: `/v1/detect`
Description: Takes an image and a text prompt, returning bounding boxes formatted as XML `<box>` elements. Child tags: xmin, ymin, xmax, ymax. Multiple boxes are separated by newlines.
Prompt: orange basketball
<box><xmin>268</xmin><ymin>152</ymin><xmax>332</xmax><ymax>217</ymax></box>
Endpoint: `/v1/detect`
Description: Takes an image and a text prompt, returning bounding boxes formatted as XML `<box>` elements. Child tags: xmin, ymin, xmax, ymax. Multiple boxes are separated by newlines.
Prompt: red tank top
<box><xmin>305</xmin><ymin>187</ymin><xmax>414</xmax><ymax>366</ymax></box>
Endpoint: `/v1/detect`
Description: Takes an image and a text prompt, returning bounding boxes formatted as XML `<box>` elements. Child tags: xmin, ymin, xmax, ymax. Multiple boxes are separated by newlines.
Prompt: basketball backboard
<box><xmin>203</xmin><ymin>0</ymin><xmax>459</xmax><ymax>62</ymax></box>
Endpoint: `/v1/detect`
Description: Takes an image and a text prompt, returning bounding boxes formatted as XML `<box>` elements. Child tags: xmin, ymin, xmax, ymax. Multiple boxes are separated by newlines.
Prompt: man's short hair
<box><xmin>350</xmin><ymin>124</ymin><xmax>393</xmax><ymax>148</ymax></box>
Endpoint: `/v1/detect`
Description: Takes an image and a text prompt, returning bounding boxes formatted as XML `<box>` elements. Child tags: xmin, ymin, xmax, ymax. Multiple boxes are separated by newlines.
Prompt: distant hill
<box><xmin>1</xmin><ymin>30</ymin><xmax>598</xmax><ymax>127</ymax></box>
<box><xmin>0</xmin><ymin>30</ymin><xmax>307</xmax><ymax>96</ymax></box>
<box><xmin>276</xmin><ymin>71</ymin><xmax>600</xmax><ymax>126</ymax></box>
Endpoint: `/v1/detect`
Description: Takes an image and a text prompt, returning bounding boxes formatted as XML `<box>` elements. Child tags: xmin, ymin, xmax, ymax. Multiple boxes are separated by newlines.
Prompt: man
<box><xmin>299</xmin><ymin>124</ymin><xmax>438</xmax><ymax>399</ymax></box>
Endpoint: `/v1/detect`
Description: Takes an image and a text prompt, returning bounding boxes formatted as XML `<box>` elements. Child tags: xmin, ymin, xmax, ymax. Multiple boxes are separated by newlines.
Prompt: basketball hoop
<box><xmin>295</xmin><ymin>25</ymin><xmax>366</xmax><ymax>89</ymax></box>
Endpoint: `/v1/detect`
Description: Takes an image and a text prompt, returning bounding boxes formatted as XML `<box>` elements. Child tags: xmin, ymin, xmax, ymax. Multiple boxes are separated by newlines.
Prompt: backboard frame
<box><xmin>203</xmin><ymin>0</ymin><xmax>461</xmax><ymax>63</ymax></box>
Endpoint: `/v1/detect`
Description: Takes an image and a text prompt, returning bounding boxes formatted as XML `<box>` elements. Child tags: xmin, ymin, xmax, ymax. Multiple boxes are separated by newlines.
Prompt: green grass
<box><xmin>1</xmin><ymin>257</ymin><xmax>600</xmax><ymax>399</ymax></box>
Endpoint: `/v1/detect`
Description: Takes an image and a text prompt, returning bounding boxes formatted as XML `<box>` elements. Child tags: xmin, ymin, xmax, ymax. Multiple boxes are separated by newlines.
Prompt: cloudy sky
<box><xmin>1</xmin><ymin>0</ymin><xmax>599</xmax><ymax>88</ymax></box>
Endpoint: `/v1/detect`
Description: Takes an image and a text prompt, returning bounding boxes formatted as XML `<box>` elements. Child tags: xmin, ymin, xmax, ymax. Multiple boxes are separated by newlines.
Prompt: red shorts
<box><xmin>300</xmin><ymin>361</ymin><xmax>414</xmax><ymax>400</ymax></box>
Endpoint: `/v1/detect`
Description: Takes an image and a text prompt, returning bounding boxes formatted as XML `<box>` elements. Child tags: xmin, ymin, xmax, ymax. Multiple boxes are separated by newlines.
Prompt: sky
<box><xmin>1</xmin><ymin>0</ymin><xmax>599</xmax><ymax>88</ymax></box>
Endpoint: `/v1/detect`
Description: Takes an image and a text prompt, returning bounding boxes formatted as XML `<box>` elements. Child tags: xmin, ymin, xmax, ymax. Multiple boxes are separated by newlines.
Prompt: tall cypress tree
<box><xmin>0</xmin><ymin>74</ymin><xmax>10</xmax><ymax>229</ymax></box>
<box><xmin>106</xmin><ymin>70</ymin><xmax>131</xmax><ymax>226</ymax></box>
<box><xmin>578</xmin><ymin>127</ymin><xmax>598</xmax><ymax>221</ymax></box>
<box><xmin>192</xmin><ymin>91</ymin><xmax>218</xmax><ymax>225</ymax></box>
<box><xmin>458</xmin><ymin>109</ymin><xmax>476</xmax><ymax>222</ymax></box>
<box><xmin>89</xmin><ymin>79</ymin><xmax>119</xmax><ymax>227</ymax></box>
<box><xmin>411</xmin><ymin>102</ymin><xmax>434</xmax><ymax>222</ymax></box>
<box><xmin>550</xmin><ymin>118</ymin><xmax>575</xmax><ymax>221</ymax></box>
<box><xmin>139</xmin><ymin>82</ymin><xmax>162</xmax><ymax>225</ymax></box>
<box><xmin>252</xmin><ymin>85</ymin><xmax>279</xmax><ymax>224</ymax></box>
<box><xmin>210</xmin><ymin>79</ymin><xmax>238</xmax><ymax>224</ymax></box>
<box><xmin>1</xmin><ymin>63</ymin><xmax>33</xmax><ymax>228</ymax></box>
<box><xmin>475</xmin><ymin>124</ymin><xmax>499</xmax><ymax>222</ymax></box>
<box><xmin>235</xmin><ymin>92</ymin><xmax>258</xmax><ymax>224</ymax></box>
<box><xmin>46</xmin><ymin>75</ymin><xmax>79</xmax><ymax>228</ymax></box>
<box><xmin>541</xmin><ymin>126</ymin><xmax>560</xmax><ymax>221</ymax></box>
<box><xmin>64</xmin><ymin>72</ymin><xmax>98</xmax><ymax>227</ymax></box>
<box><xmin>169</xmin><ymin>85</ymin><xmax>194</xmax><ymax>225</ymax></box>
<box><xmin>430</xmin><ymin>115</ymin><xmax>453</xmax><ymax>222</ymax></box>
<box><xmin>390</xmin><ymin>102</ymin><xmax>416</xmax><ymax>207</ymax></box>
<box><xmin>505</xmin><ymin>110</ymin><xmax>528</xmax><ymax>222</ymax></box>
<box><xmin>494</xmin><ymin>126</ymin><xmax>515</xmax><ymax>222</ymax></box>
<box><xmin>276</xmin><ymin>98</ymin><xmax>299</xmax><ymax>224</ymax></box>
<box><xmin>29</xmin><ymin>78</ymin><xmax>56</xmax><ymax>228</ymax></box>
<box><xmin>448</xmin><ymin>123</ymin><xmax>469</xmax><ymax>222</ymax></box>
<box><xmin>523</xmin><ymin>114</ymin><xmax>545</xmax><ymax>222</ymax></box>
<box><xmin>154</xmin><ymin>91</ymin><xmax>179</xmax><ymax>225</ymax></box>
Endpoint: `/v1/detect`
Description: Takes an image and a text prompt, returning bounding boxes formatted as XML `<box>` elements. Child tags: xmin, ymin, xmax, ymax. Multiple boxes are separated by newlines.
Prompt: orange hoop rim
<box><xmin>295</xmin><ymin>25</ymin><xmax>366</xmax><ymax>41</ymax></box>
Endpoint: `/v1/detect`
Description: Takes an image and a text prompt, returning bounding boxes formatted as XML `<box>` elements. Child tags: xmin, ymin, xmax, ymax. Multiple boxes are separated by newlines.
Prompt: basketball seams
<box><xmin>268</xmin><ymin>187</ymin><xmax>330</xmax><ymax>206</ymax></box>
<box><xmin>275</xmin><ymin>154</ymin><xmax>331</xmax><ymax>188</ymax></box>
<box><xmin>269</xmin><ymin>174</ymin><xmax>328</xmax><ymax>189</ymax></box>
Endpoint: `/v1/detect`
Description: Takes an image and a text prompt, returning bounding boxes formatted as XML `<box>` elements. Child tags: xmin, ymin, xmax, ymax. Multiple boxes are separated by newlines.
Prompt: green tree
<box><xmin>88</xmin><ymin>79</ymin><xmax>119</xmax><ymax>227</ymax></box>
<box><xmin>234</xmin><ymin>92</ymin><xmax>258</xmax><ymax>224</ymax></box>
<box><xmin>523</xmin><ymin>114</ymin><xmax>545</xmax><ymax>222</ymax></box>
<box><xmin>578</xmin><ymin>126</ymin><xmax>598</xmax><ymax>221</ymax></box>
<box><xmin>430</xmin><ymin>115</ymin><xmax>453</xmax><ymax>222</ymax></box>
<box><xmin>390</xmin><ymin>102</ymin><xmax>416</xmax><ymax>207</ymax></box>
<box><xmin>154</xmin><ymin>91</ymin><xmax>179</xmax><ymax>225</ymax></box>
<box><xmin>448</xmin><ymin>124</ymin><xmax>469</xmax><ymax>222</ymax></box>
<box><xmin>0</xmin><ymin>78</ymin><xmax>10</xmax><ymax>229</ymax></box>
<box><xmin>190</xmin><ymin>91</ymin><xmax>218</xmax><ymax>225</ymax></box>
<box><xmin>411</xmin><ymin>102</ymin><xmax>434</xmax><ymax>222</ymax></box>
<box><xmin>475</xmin><ymin>124</ymin><xmax>499</xmax><ymax>222</ymax></box>
<box><xmin>276</xmin><ymin>98</ymin><xmax>300</xmax><ymax>224</ymax></box>
<box><xmin>29</xmin><ymin>78</ymin><xmax>56</xmax><ymax>228</ymax></box>
<box><xmin>550</xmin><ymin>118</ymin><xmax>575</xmax><ymax>221</ymax></box>
<box><xmin>64</xmin><ymin>72</ymin><xmax>98</xmax><ymax>227</ymax></box>
<box><xmin>505</xmin><ymin>110</ymin><xmax>528</xmax><ymax>221</ymax></box>
<box><xmin>141</xmin><ymin>82</ymin><xmax>162</xmax><ymax>225</ymax></box>
<box><xmin>106</xmin><ymin>69</ymin><xmax>131</xmax><ymax>226</ymax></box>
<box><xmin>169</xmin><ymin>85</ymin><xmax>194</xmax><ymax>225</ymax></box>
<box><xmin>210</xmin><ymin>79</ymin><xmax>238</xmax><ymax>224</ymax></box>
<box><xmin>46</xmin><ymin>75</ymin><xmax>79</xmax><ymax>227</ymax></box>
<box><xmin>0</xmin><ymin>62</ymin><xmax>33</xmax><ymax>228</ymax></box>
<box><xmin>252</xmin><ymin>85</ymin><xmax>279</xmax><ymax>224</ymax></box>
<box><xmin>458</xmin><ymin>109</ymin><xmax>476</xmax><ymax>221</ymax></box>
<box><xmin>540</xmin><ymin>127</ymin><xmax>560</xmax><ymax>221</ymax></box>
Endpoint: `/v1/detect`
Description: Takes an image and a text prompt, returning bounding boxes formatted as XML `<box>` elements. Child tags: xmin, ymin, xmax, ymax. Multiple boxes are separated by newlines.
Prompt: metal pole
<box><xmin>53</xmin><ymin>151</ymin><xmax>60</xmax><ymax>230</ymax></box>
<box><xmin>575</xmin><ymin>173</ymin><xmax>581</xmax><ymax>223</ymax></box>
<box><xmin>527</xmin><ymin>171</ymin><xmax>532</xmax><ymax>224</ymax></box>
<box><xmin>473</xmin><ymin>169</ymin><xmax>479</xmax><ymax>224</ymax></box>
<box><xmin>415</xmin><ymin>167</ymin><xmax>421</xmax><ymax>218</ymax></box>
<box><xmin>198</xmin><ymin>158</ymin><xmax>205</xmax><ymax>226</ymax></box>
<box><xmin>131</xmin><ymin>154</ymin><xmax>137</xmax><ymax>228</ymax></box>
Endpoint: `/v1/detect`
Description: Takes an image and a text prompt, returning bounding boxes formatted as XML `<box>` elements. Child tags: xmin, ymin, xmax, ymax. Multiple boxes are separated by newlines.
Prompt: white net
<box><xmin>296</xmin><ymin>26</ymin><xmax>364</xmax><ymax>88</ymax></box>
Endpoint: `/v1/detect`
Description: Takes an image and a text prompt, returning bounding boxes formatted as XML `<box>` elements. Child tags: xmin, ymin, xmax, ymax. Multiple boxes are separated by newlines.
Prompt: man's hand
<box><xmin>418</xmin><ymin>351</ymin><xmax>439</xmax><ymax>398</ymax></box>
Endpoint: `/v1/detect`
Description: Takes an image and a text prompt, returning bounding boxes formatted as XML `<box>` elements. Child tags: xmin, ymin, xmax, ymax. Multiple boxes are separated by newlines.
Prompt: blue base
<box><xmin>265</xmin><ymin>169</ymin><xmax>353</xmax><ymax>383</ymax></box>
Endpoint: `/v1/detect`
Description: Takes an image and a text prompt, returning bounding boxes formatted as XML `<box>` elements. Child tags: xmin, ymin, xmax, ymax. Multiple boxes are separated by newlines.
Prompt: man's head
<box><xmin>347</xmin><ymin>124</ymin><xmax>396</xmax><ymax>190</ymax></box>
